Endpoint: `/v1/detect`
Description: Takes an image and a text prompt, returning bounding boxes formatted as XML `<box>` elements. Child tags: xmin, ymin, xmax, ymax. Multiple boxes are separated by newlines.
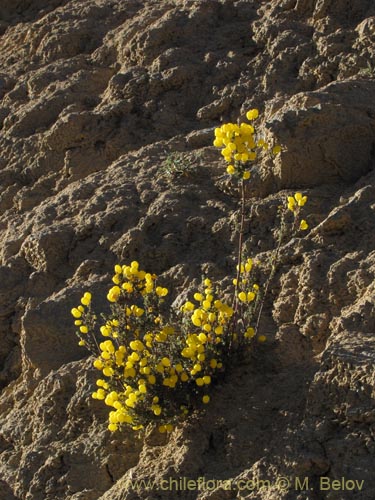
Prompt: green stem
<box><xmin>254</xmin><ymin>208</ymin><xmax>286</xmax><ymax>336</ymax></box>
<box><xmin>227</xmin><ymin>179</ymin><xmax>246</xmax><ymax>353</ymax></box>
<box><xmin>232</xmin><ymin>179</ymin><xmax>245</xmax><ymax>313</ymax></box>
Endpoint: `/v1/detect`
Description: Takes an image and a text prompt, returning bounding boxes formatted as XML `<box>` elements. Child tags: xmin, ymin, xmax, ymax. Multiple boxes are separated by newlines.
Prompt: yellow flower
<box><xmin>236</xmin><ymin>263</ymin><xmax>245</xmax><ymax>273</ymax></box>
<box><xmin>133</xmin><ymin>306</ymin><xmax>144</xmax><ymax>317</ymax></box>
<box><xmin>161</xmin><ymin>357</ymin><xmax>171</xmax><ymax>367</ymax></box>
<box><xmin>294</xmin><ymin>192</ymin><xmax>308</xmax><ymax>206</ymax></box>
<box><xmin>103</xmin><ymin>367</ymin><xmax>114</xmax><ymax>377</ymax></box>
<box><xmin>272</xmin><ymin>145</ymin><xmax>281</xmax><ymax>155</ymax></box>
<box><xmin>130</xmin><ymin>340</ymin><xmax>144</xmax><ymax>351</ymax></box>
<box><xmin>112</xmin><ymin>275</ymin><xmax>121</xmax><ymax>285</ymax></box>
<box><xmin>182</xmin><ymin>301</ymin><xmax>195</xmax><ymax>312</ymax></box>
<box><xmin>238</xmin><ymin>291</ymin><xmax>247</xmax><ymax>302</ymax></box>
<box><xmin>287</xmin><ymin>196</ymin><xmax>296</xmax><ymax>212</ymax></box>
<box><xmin>156</xmin><ymin>286</ymin><xmax>168</xmax><ymax>297</ymax></box>
<box><xmin>71</xmin><ymin>308</ymin><xmax>82</xmax><ymax>319</ymax></box>
<box><xmin>122</xmin><ymin>282</ymin><xmax>133</xmax><ymax>293</ymax></box>
<box><xmin>300</xmin><ymin>219</ymin><xmax>309</xmax><ymax>231</ymax></box>
<box><xmin>210</xmin><ymin>359</ymin><xmax>218</xmax><ymax>368</ymax></box>
<box><xmin>198</xmin><ymin>333</ymin><xmax>207</xmax><ymax>343</ymax></box>
<box><xmin>202</xmin><ymin>300</ymin><xmax>211</xmax><ymax>310</ymax></box>
<box><xmin>107</xmin><ymin>286</ymin><xmax>121</xmax><ymax>303</ymax></box>
<box><xmin>81</xmin><ymin>292</ymin><xmax>92</xmax><ymax>306</ymax></box>
<box><xmin>246</xmin><ymin>108</ymin><xmax>259</xmax><ymax>120</ymax></box>
<box><xmin>192</xmin><ymin>316</ymin><xmax>201</xmax><ymax>327</ymax></box>
<box><xmin>100</xmin><ymin>325</ymin><xmax>110</xmax><ymax>337</ymax></box>
<box><xmin>93</xmin><ymin>359</ymin><xmax>103</xmax><ymax>370</ymax></box>
<box><xmin>244</xmin><ymin>327</ymin><xmax>255</xmax><ymax>339</ymax></box>
<box><xmin>208</xmin><ymin>312</ymin><xmax>216</xmax><ymax>322</ymax></box>
<box><xmin>202</xmin><ymin>395</ymin><xmax>210</xmax><ymax>404</ymax></box>
<box><xmin>101</xmin><ymin>340</ymin><xmax>115</xmax><ymax>353</ymax></box>
<box><xmin>244</xmin><ymin>258</ymin><xmax>252</xmax><ymax>272</ymax></box>
<box><xmin>243</xmin><ymin>171</ymin><xmax>251</xmax><ymax>180</ymax></box>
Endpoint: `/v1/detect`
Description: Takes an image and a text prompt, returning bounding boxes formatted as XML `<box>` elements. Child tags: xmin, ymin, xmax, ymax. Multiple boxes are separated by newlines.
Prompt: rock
<box><xmin>266</xmin><ymin>80</ymin><xmax>375</xmax><ymax>188</ymax></box>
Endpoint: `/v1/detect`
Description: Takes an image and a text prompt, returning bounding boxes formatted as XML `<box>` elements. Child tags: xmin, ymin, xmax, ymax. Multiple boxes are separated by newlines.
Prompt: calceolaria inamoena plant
<box><xmin>71</xmin><ymin>109</ymin><xmax>309</xmax><ymax>434</ymax></box>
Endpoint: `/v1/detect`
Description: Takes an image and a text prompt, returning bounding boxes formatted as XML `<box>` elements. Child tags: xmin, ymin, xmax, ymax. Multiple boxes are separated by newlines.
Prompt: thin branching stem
<box><xmin>232</xmin><ymin>179</ymin><xmax>245</xmax><ymax>313</ymax></box>
<box><xmin>254</xmin><ymin>208</ymin><xmax>287</xmax><ymax>336</ymax></box>
<box><xmin>227</xmin><ymin>179</ymin><xmax>246</xmax><ymax>353</ymax></box>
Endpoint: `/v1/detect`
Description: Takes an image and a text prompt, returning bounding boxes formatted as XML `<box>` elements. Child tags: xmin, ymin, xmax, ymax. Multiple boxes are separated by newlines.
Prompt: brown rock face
<box><xmin>0</xmin><ymin>0</ymin><xmax>375</xmax><ymax>499</ymax></box>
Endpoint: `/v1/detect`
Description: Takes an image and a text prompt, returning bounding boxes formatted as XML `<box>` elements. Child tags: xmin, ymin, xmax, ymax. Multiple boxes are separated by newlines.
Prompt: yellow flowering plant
<box><xmin>212</xmin><ymin>109</ymin><xmax>309</xmax><ymax>333</ymax></box>
<box><xmin>71</xmin><ymin>109</ymin><xmax>310</xmax><ymax>435</ymax></box>
<box><xmin>72</xmin><ymin>264</ymin><xmax>239</xmax><ymax>433</ymax></box>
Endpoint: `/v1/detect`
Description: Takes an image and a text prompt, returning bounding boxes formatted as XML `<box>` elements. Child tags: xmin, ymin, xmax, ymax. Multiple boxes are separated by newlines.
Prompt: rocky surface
<box><xmin>0</xmin><ymin>0</ymin><xmax>375</xmax><ymax>499</ymax></box>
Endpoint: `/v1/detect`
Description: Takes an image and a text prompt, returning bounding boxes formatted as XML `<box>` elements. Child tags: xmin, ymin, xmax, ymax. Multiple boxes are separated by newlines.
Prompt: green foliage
<box><xmin>358</xmin><ymin>61</ymin><xmax>375</xmax><ymax>78</ymax></box>
<box><xmin>160</xmin><ymin>151</ymin><xmax>200</xmax><ymax>179</ymax></box>
<box><xmin>71</xmin><ymin>109</ymin><xmax>310</xmax><ymax>434</ymax></box>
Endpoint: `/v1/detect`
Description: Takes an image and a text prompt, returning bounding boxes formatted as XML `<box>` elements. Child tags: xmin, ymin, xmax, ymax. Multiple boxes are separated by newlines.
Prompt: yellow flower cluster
<box><xmin>287</xmin><ymin>192</ymin><xmax>307</xmax><ymax>211</ymax></box>
<box><xmin>72</xmin><ymin>264</ymin><xmax>233</xmax><ymax>434</ymax></box>
<box><xmin>232</xmin><ymin>258</ymin><xmax>259</xmax><ymax>341</ymax></box>
<box><xmin>71</xmin><ymin>264</ymin><xmax>265</xmax><ymax>434</ymax></box>
<box><xmin>91</xmin><ymin>312</ymin><xmax>220</xmax><ymax>432</ymax></box>
<box><xmin>107</xmin><ymin>261</ymin><xmax>163</xmax><ymax>302</ymax></box>
<box><xmin>213</xmin><ymin>109</ymin><xmax>280</xmax><ymax>179</ymax></box>
<box><xmin>287</xmin><ymin>192</ymin><xmax>309</xmax><ymax>231</ymax></box>
<box><xmin>180</xmin><ymin>274</ymin><xmax>258</xmax><ymax>366</ymax></box>
<box><xmin>71</xmin><ymin>292</ymin><xmax>92</xmax><ymax>346</ymax></box>
<box><xmin>182</xmin><ymin>278</ymin><xmax>233</xmax><ymax>332</ymax></box>
<box><xmin>93</xmin><ymin>348</ymin><xmax>154</xmax><ymax>431</ymax></box>
<box><xmin>91</xmin><ymin>325</ymin><xmax>185</xmax><ymax>431</ymax></box>
<box><xmin>233</xmin><ymin>257</ymin><xmax>259</xmax><ymax>303</ymax></box>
